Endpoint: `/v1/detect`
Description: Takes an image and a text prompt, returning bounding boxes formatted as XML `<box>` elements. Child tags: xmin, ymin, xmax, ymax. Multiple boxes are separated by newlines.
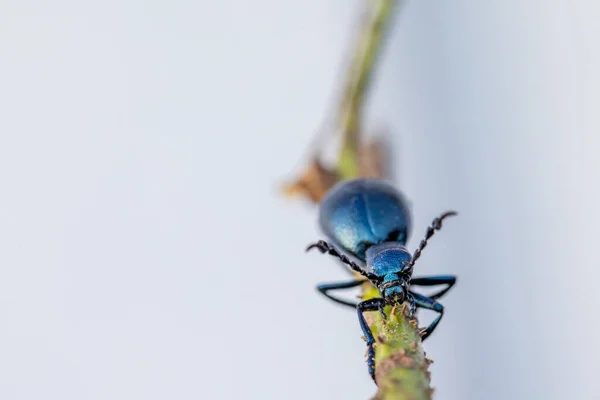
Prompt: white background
<box><xmin>1</xmin><ymin>1</ymin><xmax>599</xmax><ymax>399</ymax></box>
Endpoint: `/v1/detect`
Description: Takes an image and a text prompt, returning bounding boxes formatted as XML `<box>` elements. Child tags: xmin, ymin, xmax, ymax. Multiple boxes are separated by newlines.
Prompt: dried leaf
<box><xmin>282</xmin><ymin>159</ymin><xmax>340</xmax><ymax>204</ymax></box>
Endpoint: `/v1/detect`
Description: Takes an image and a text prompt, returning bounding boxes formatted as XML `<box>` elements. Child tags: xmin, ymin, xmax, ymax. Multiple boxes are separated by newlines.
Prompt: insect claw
<box><xmin>379</xmin><ymin>307</ymin><xmax>387</xmax><ymax>320</ymax></box>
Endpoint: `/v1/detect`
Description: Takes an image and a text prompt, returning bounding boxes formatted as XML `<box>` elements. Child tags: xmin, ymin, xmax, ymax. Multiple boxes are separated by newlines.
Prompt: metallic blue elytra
<box><xmin>318</xmin><ymin>179</ymin><xmax>411</xmax><ymax>261</ymax></box>
<box><xmin>306</xmin><ymin>178</ymin><xmax>458</xmax><ymax>384</ymax></box>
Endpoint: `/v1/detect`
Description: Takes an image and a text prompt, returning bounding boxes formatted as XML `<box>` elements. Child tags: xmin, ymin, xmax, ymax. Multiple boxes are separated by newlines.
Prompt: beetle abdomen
<box><xmin>318</xmin><ymin>179</ymin><xmax>411</xmax><ymax>261</ymax></box>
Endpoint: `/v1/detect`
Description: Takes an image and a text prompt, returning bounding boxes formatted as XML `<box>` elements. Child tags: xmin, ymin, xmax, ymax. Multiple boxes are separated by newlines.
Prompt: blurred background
<box><xmin>1</xmin><ymin>1</ymin><xmax>600</xmax><ymax>399</ymax></box>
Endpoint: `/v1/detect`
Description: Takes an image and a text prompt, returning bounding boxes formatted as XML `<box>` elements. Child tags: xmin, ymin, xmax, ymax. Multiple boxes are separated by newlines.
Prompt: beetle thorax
<box><xmin>365</xmin><ymin>242</ymin><xmax>412</xmax><ymax>277</ymax></box>
<box><xmin>365</xmin><ymin>243</ymin><xmax>412</xmax><ymax>303</ymax></box>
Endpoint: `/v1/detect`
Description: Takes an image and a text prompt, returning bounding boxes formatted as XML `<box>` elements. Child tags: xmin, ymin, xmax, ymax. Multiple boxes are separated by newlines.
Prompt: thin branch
<box><xmin>337</xmin><ymin>0</ymin><xmax>395</xmax><ymax>180</ymax></box>
<box><xmin>362</xmin><ymin>286</ymin><xmax>433</xmax><ymax>400</ymax></box>
<box><xmin>336</xmin><ymin>2</ymin><xmax>434</xmax><ymax>399</ymax></box>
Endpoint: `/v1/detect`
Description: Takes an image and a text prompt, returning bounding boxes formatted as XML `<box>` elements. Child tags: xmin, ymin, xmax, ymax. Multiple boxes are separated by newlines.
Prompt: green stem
<box><xmin>363</xmin><ymin>286</ymin><xmax>433</xmax><ymax>400</ymax></box>
<box><xmin>336</xmin><ymin>2</ymin><xmax>434</xmax><ymax>399</ymax></box>
<box><xmin>338</xmin><ymin>0</ymin><xmax>396</xmax><ymax>180</ymax></box>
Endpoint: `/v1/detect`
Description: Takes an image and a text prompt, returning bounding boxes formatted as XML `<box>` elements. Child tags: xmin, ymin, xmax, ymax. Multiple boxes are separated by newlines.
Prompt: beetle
<box><xmin>306</xmin><ymin>178</ymin><xmax>457</xmax><ymax>382</ymax></box>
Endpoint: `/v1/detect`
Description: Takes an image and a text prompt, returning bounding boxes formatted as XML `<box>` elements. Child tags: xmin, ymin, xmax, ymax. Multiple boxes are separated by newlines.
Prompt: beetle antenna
<box><xmin>406</xmin><ymin>211</ymin><xmax>457</xmax><ymax>271</ymax></box>
<box><xmin>307</xmin><ymin>240</ymin><xmax>380</xmax><ymax>282</ymax></box>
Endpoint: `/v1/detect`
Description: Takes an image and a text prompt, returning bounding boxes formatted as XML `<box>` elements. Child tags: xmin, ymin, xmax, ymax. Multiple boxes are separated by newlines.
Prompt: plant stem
<box><xmin>336</xmin><ymin>2</ymin><xmax>434</xmax><ymax>399</ymax></box>
<box><xmin>362</xmin><ymin>285</ymin><xmax>433</xmax><ymax>400</ymax></box>
<box><xmin>337</xmin><ymin>0</ymin><xmax>395</xmax><ymax>180</ymax></box>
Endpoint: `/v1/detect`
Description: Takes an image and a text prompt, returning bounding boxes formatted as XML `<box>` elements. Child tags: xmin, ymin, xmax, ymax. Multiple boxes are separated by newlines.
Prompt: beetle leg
<box><xmin>410</xmin><ymin>275</ymin><xmax>457</xmax><ymax>300</ymax></box>
<box><xmin>378</xmin><ymin>303</ymin><xmax>387</xmax><ymax>320</ymax></box>
<box><xmin>316</xmin><ymin>279</ymin><xmax>367</xmax><ymax>308</ymax></box>
<box><xmin>406</xmin><ymin>292</ymin><xmax>416</xmax><ymax>315</ymax></box>
<box><xmin>409</xmin><ymin>291</ymin><xmax>444</xmax><ymax>340</ymax></box>
<box><xmin>357</xmin><ymin>297</ymin><xmax>386</xmax><ymax>383</ymax></box>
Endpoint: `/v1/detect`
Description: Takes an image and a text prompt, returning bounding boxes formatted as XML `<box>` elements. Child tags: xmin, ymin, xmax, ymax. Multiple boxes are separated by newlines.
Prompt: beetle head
<box><xmin>380</xmin><ymin>276</ymin><xmax>409</xmax><ymax>304</ymax></box>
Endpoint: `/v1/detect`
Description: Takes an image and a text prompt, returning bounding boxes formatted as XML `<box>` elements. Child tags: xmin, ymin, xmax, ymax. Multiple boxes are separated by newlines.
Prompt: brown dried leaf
<box><xmin>358</xmin><ymin>138</ymin><xmax>388</xmax><ymax>179</ymax></box>
<box><xmin>281</xmin><ymin>159</ymin><xmax>340</xmax><ymax>204</ymax></box>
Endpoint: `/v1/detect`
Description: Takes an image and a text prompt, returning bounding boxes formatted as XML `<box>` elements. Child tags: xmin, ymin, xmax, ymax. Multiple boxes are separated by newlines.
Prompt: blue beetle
<box><xmin>307</xmin><ymin>178</ymin><xmax>457</xmax><ymax>382</ymax></box>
